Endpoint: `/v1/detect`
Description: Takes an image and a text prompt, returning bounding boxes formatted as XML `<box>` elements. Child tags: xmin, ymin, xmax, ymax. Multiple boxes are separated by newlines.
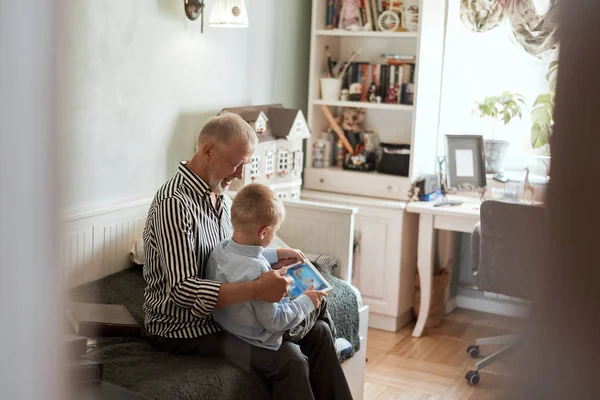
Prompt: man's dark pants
<box><xmin>148</xmin><ymin>320</ymin><xmax>353</xmax><ymax>400</ymax></box>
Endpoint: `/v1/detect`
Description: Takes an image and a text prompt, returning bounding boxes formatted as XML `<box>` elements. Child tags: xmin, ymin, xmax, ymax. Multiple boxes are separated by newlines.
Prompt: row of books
<box><xmin>325</xmin><ymin>0</ymin><xmax>403</xmax><ymax>32</ymax></box>
<box><xmin>341</xmin><ymin>61</ymin><xmax>416</xmax><ymax>105</ymax></box>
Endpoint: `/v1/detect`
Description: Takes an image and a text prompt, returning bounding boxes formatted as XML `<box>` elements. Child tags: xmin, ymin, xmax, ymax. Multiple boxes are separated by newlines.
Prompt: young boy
<box><xmin>206</xmin><ymin>183</ymin><xmax>331</xmax><ymax>350</ymax></box>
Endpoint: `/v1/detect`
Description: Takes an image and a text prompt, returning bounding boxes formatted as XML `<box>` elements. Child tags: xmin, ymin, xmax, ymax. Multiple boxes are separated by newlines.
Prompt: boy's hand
<box><xmin>275</xmin><ymin>248</ymin><xmax>306</xmax><ymax>268</ymax></box>
<box><xmin>303</xmin><ymin>284</ymin><xmax>328</xmax><ymax>308</ymax></box>
<box><xmin>255</xmin><ymin>268</ymin><xmax>293</xmax><ymax>302</ymax></box>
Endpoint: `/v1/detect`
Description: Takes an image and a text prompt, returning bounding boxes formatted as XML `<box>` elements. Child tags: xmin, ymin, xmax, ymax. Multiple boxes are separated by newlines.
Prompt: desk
<box><xmin>406</xmin><ymin>197</ymin><xmax>481</xmax><ymax>337</ymax></box>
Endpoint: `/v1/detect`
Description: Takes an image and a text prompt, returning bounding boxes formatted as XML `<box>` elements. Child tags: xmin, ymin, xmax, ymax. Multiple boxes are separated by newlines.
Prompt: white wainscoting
<box><xmin>61</xmin><ymin>199</ymin><xmax>152</xmax><ymax>288</ymax></box>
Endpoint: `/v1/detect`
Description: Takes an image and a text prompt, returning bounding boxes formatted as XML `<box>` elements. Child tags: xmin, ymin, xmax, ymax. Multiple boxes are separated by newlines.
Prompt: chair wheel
<box><xmin>467</xmin><ymin>345</ymin><xmax>480</xmax><ymax>358</ymax></box>
<box><xmin>465</xmin><ymin>370</ymin><xmax>480</xmax><ymax>385</ymax></box>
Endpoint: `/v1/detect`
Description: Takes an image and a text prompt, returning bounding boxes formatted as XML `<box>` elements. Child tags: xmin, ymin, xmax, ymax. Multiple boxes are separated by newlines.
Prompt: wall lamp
<box><xmin>184</xmin><ymin>0</ymin><xmax>249</xmax><ymax>33</ymax></box>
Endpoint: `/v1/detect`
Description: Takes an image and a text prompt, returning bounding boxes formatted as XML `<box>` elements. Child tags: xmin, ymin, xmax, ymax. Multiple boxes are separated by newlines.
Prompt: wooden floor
<box><xmin>363</xmin><ymin>309</ymin><xmax>523</xmax><ymax>400</ymax></box>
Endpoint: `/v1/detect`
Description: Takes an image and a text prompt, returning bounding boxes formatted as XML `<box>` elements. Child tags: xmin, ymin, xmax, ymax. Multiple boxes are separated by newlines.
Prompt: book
<box><xmin>66</xmin><ymin>302</ymin><xmax>142</xmax><ymax>338</ymax></box>
<box><xmin>285</xmin><ymin>261</ymin><xmax>333</xmax><ymax>299</ymax></box>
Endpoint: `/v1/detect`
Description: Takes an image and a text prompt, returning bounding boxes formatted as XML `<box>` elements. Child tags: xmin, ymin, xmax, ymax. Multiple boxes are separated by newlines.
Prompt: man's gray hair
<box><xmin>196</xmin><ymin>112</ymin><xmax>258</xmax><ymax>150</ymax></box>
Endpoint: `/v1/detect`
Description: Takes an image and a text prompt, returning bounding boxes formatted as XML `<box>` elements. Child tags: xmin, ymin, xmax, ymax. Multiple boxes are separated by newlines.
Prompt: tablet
<box><xmin>285</xmin><ymin>260</ymin><xmax>333</xmax><ymax>299</ymax></box>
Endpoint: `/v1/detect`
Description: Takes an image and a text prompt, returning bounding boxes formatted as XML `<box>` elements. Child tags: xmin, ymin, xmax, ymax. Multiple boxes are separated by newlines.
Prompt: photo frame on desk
<box><xmin>445</xmin><ymin>135</ymin><xmax>487</xmax><ymax>194</ymax></box>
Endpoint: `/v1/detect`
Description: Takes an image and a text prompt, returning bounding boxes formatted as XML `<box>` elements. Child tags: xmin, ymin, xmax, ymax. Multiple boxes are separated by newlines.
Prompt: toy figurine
<box><xmin>385</xmin><ymin>85</ymin><xmax>399</xmax><ymax>103</ymax></box>
<box><xmin>340</xmin><ymin>89</ymin><xmax>350</xmax><ymax>101</ymax></box>
<box><xmin>367</xmin><ymin>83</ymin><xmax>377</xmax><ymax>102</ymax></box>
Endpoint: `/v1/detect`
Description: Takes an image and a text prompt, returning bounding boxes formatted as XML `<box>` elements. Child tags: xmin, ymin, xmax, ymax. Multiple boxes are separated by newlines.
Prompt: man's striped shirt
<box><xmin>142</xmin><ymin>162</ymin><xmax>232</xmax><ymax>338</ymax></box>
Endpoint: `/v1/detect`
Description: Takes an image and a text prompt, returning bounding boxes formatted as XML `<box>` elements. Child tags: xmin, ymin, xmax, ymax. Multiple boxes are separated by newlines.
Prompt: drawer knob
<box><xmin>319</xmin><ymin>178</ymin><xmax>325</xmax><ymax>183</ymax></box>
<box><xmin>387</xmin><ymin>185</ymin><xmax>393</xmax><ymax>191</ymax></box>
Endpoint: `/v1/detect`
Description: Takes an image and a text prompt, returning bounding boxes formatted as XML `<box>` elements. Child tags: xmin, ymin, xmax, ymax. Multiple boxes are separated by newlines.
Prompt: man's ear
<box><xmin>259</xmin><ymin>226</ymin><xmax>271</xmax><ymax>239</ymax></box>
<box><xmin>201</xmin><ymin>142</ymin><xmax>215</xmax><ymax>159</ymax></box>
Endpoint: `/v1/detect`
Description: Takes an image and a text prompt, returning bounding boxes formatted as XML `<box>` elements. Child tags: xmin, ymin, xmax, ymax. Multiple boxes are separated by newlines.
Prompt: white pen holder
<box><xmin>320</xmin><ymin>78</ymin><xmax>342</xmax><ymax>101</ymax></box>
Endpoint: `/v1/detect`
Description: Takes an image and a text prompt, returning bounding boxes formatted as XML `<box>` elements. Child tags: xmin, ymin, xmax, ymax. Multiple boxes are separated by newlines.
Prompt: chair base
<box><xmin>465</xmin><ymin>334</ymin><xmax>521</xmax><ymax>385</ymax></box>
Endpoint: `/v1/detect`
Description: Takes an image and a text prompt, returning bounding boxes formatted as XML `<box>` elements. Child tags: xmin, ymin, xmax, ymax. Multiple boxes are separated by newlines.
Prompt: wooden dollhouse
<box><xmin>218</xmin><ymin>104</ymin><xmax>311</xmax><ymax>200</ymax></box>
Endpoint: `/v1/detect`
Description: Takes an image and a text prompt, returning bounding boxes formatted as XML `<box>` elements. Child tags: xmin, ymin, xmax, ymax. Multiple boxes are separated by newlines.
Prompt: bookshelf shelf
<box><xmin>312</xmin><ymin>99</ymin><xmax>414</xmax><ymax>112</ymax></box>
<box><xmin>314</xmin><ymin>29</ymin><xmax>418</xmax><ymax>39</ymax></box>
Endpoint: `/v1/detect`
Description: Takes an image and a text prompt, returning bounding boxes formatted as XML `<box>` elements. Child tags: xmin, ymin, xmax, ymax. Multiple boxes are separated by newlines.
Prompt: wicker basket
<box><xmin>413</xmin><ymin>267</ymin><xmax>450</xmax><ymax>328</ymax></box>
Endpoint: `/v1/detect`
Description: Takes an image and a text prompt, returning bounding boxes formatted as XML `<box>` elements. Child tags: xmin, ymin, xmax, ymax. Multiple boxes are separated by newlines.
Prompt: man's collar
<box><xmin>178</xmin><ymin>161</ymin><xmax>211</xmax><ymax>197</ymax></box>
<box><xmin>225</xmin><ymin>238</ymin><xmax>266</xmax><ymax>259</ymax></box>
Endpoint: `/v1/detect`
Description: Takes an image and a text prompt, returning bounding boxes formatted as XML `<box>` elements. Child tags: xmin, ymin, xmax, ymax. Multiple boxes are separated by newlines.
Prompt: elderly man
<box><xmin>142</xmin><ymin>113</ymin><xmax>352</xmax><ymax>400</ymax></box>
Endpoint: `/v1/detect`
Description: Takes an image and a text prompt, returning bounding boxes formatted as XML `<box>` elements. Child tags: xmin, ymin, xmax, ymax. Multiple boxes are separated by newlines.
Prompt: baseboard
<box><xmin>446</xmin><ymin>296</ymin><xmax>458</xmax><ymax>314</ymax></box>
<box><xmin>61</xmin><ymin>199</ymin><xmax>153</xmax><ymax>288</ymax></box>
<box><xmin>368</xmin><ymin>309</ymin><xmax>413</xmax><ymax>332</ymax></box>
<box><xmin>456</xmin><ymin>295</ymin><xmax>530</xmax><ymax>318</ymax></box>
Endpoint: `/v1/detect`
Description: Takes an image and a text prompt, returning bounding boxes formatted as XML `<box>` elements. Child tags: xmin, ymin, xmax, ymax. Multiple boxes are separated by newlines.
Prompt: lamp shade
<box><xmin>208</xmin><ymin>0</ymin><xmax>249</xmax><ymax>28</ymax></box>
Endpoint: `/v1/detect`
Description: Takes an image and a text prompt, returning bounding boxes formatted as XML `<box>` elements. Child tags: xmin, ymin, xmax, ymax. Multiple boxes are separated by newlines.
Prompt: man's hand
<box><xmin>272</xmin><ymin>248</ymin><xmax>306</xmax><ymax>270</ymax></box>
<box><xmin>254</xmin><ymin>268</ymin><xmax>293</xmax><ymax>302</ymax></box>
<box><xmin>303</xmin><ymin>284</ymin><xmax>328</xmax><ymax>308</ymax></box>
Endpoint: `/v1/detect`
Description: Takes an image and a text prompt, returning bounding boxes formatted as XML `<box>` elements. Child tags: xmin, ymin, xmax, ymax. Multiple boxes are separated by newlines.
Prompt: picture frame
<box><xmin>445</xmin><ymin>134</ymin><xmax>487</xmax><ymax>192</ymax></box>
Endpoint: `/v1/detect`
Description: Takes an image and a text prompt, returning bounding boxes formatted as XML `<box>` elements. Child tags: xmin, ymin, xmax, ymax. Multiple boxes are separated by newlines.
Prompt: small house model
<box><xmin>218</xmin><ymin>104</ymin><xmax>311</xmax><ymax>200</ymax></box>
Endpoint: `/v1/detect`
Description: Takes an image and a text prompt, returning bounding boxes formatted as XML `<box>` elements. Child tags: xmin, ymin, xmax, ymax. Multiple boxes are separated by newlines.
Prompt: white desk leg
<box><xmin>412</xmin><ymin>214</ymin><xmax>435</xmax><ymax>338</ymax></box>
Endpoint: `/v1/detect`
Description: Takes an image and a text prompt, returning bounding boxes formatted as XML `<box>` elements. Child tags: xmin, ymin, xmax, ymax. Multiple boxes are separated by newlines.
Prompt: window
<box><xmin>277</xmin><ymin>149</ymin><xmax>290</xmax><ymax>174</ymax></box>
<box><xmin>265</xmin><ymin>151</ymin><xmax>275</xmax><ymax>176</ymax></box>
<box><xmin>295</xmin><ymin>120</ymin><xmax>302</xmax><ymax>134</ymax></box>
<box><xmin>250</xmin><ymin>155</ymin><xmax>260</xmax><ymax>177</ymax></box>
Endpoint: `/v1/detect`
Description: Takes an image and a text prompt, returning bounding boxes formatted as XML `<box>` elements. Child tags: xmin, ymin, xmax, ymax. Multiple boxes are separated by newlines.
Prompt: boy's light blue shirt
<box><xmin>206</xmin><ymin>238</ymin><xmax>315</xmax><ymax>351</ymax></box>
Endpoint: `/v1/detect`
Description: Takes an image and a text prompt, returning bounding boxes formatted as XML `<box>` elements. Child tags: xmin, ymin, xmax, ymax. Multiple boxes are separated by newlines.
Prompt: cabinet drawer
<box><xmin>304</xmin><ymin>168</ymin><xmax>411</xmax><ymax>201</ymax></box>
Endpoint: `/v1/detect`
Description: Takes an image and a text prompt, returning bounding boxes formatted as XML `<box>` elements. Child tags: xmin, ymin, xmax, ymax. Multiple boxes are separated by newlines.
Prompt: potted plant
<box><xmin>531</xmin><ymin>60</ymin><xmax>558</xmax><ymax>155</ymax></box>
<box><xmin>474</xmin><ymin>91</ymin><xmax>527</xmax><ymax>174</ymax></box>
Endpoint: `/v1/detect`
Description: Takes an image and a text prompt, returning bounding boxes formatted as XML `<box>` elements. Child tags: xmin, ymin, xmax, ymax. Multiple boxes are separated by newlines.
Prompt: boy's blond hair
<box><xmin>231</xmin><ymin>184</ymin><xmax>285</xmax><ymax>232</ymax></box>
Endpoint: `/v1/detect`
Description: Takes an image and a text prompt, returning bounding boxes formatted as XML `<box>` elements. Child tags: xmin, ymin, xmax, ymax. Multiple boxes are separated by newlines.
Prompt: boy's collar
<box><xmin>226</xmin><ymin>238</ymin><xmax>265</xmax><ymax>258</ymax></box>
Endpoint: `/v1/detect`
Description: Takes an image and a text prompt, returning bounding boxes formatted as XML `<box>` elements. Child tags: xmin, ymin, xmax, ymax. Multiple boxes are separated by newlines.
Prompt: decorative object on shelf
<box><xmin>340</xmin><ymin>0</ymin><xmax>363</xmax><ymax>30</ymax></box>
<box><xmin>336</xmin><ymin>107</ymin><xmax>366</xmax><ymax>132</ymax></box>
<box><xmin>367</xmin><ymin>82</ymin><xmax>377</xmax><ymax>102</ymax></box>
<box><xmin>445</xmin><ymin>135</ymin><xmax>487</xmax><ymax>197</ymax></box>
<box><xmin>378</xmin><ymin>10</ymin><xmax>401</xmax><ymax>32</ymax></box>
<box><xmin>404</xmin><ymin>5</ymin><xmax>419</xmax><ymax>32</ymax></box>
<box><xmin>377</xmin><ymin>143</ymin><xmax>410</xmax><ymax>176</ymax></box>
<box><xmin>531</xmin><ymin>60</ymin><xmax>558</xmax><ymax>155</ymax></box>
<box><xmin>320</xmin><ymin>105</ymin><xmax>354</xmax><ymax>153</ymax></box>
<box><xmin>321</xmin><ymin>77</ymin><xmax>342</xmax><ymax>101</ymax></box>
<box><xmin>340</xmin><ymin>89</ymin><xmax>350</xmax><ymax>101</ymax></box>
<box><xmin>312</xmin><ymin>138</ymin><xmax>331</xmax><ymax>168</ymax></box>
<box><xmin>460</xmin><ymin>0</ymin><xmax>558</xmax><ymax>59</ymax></box>
<box><xmin>474</xmin><ymin>91</ymin><xmax>527</xmax><ymax>174</ymax></box>
<box><xmin>209</xmin><ymin>0</ymin><xmax>249</xmax><ymax>28</ymax></box>
<box><xmin>217</xmin><ymin>104</ymin><xmax>309</xmax><ymax>198</ymax></box>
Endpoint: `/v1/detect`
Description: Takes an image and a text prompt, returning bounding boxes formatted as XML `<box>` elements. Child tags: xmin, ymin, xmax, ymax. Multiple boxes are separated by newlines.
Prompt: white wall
<box><xmin>438</xmin><ymin>0</ymin><xmax>556</xmax><ymax>162</ymax></box>
<box><xmin>59</xmin><ymin>0</ymin><xmax>311</xmax><ymax>213</ymax></box>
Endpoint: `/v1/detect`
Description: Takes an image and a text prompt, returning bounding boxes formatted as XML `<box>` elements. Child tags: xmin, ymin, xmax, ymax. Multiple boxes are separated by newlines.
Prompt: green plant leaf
<box><xmin>531</xmin><ymin>103</ymin><xmax>552</xmax><ymax>126</ymax></box>
<box><xmin>531</xmin><ymin>123</ymin><xmax>550</xmax><ymax>148</ymax></box>
<box><xmin>533</xmin><ymin>93</ymin><xmax>552</xmax><ymax>108</ymax></box>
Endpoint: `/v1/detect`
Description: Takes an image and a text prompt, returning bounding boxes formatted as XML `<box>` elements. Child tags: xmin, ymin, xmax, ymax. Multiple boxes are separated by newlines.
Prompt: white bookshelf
<box><xmin>305</xmin><ymin>0</ymin><xmax>447</xmax><ymax>201</ymax></box>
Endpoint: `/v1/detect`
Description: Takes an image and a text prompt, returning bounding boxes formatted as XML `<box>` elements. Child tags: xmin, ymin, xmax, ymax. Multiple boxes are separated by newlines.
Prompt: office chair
<box><xmin>466</xmin><ymin>200</ymin><xmax>546</xmax><ymax>385</ymax></box>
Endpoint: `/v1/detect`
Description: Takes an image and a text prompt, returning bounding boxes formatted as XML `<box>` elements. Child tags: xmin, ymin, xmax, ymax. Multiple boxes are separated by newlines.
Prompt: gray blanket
<box><xmin>68</xmin><ymin>265</ymin><xmax>360</xmax><ymax>400</ymax></box>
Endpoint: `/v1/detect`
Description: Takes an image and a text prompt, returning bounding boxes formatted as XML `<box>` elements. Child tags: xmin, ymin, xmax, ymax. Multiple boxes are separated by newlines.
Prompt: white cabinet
<box><xmin>302</xmin><ymin>190</ymin><xmax>418</xmax><ymax>332</ymax></box>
